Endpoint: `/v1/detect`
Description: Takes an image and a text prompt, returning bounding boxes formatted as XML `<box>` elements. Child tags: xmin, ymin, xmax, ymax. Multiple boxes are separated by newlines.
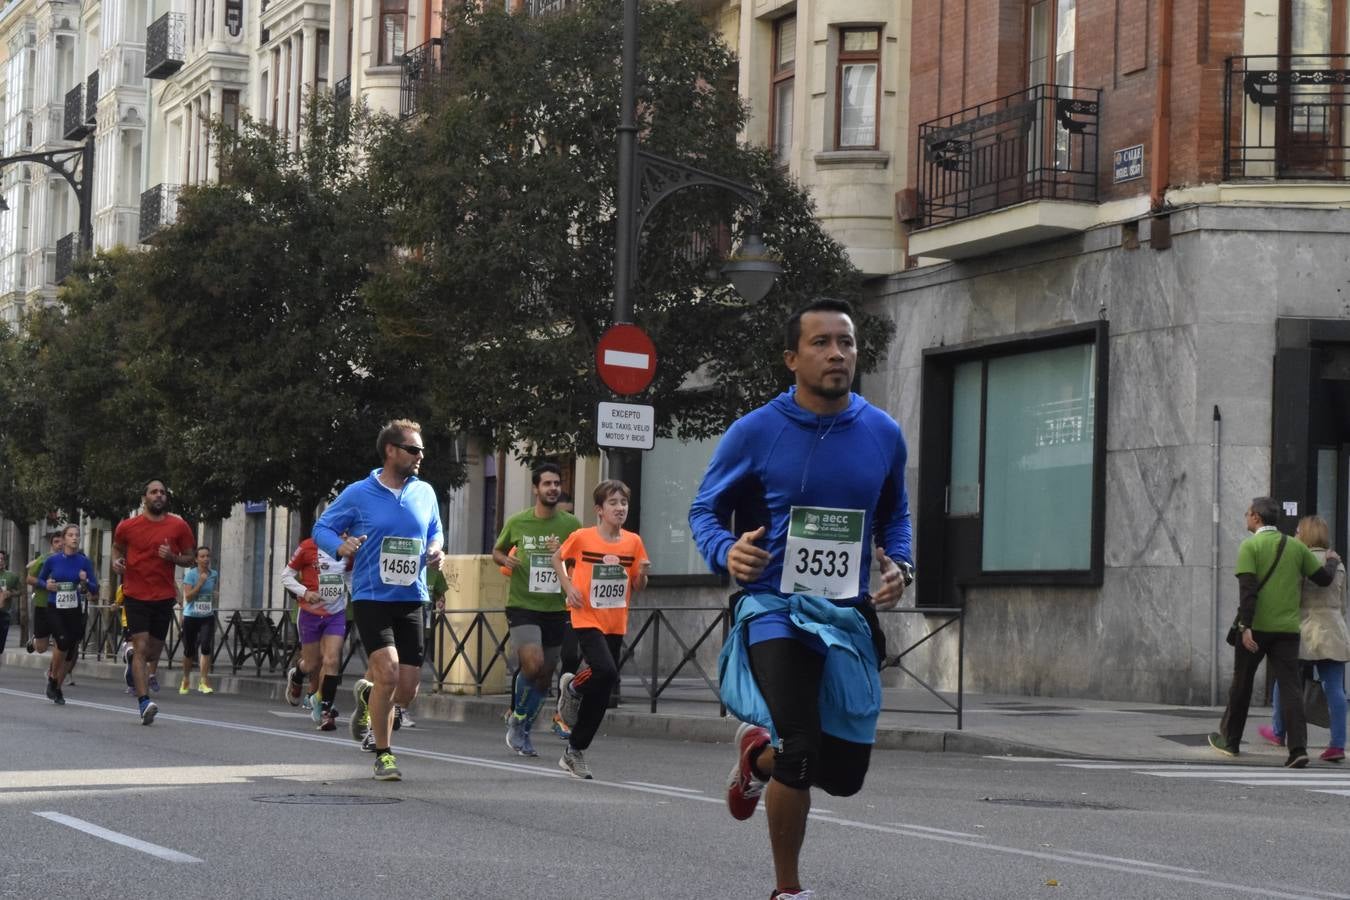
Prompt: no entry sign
<box><xmin>595</xmin><ymin>323</ymin><xmax>657</xmax><ymax>395</ymax></box>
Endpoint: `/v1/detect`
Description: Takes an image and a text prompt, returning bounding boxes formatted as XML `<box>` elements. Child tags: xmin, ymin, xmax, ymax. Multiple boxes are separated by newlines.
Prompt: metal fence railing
<box><xmin>917</xmin><ymin>83</ymin><xmax>1100</xmax><ymax>228</ymax></box>
<box><xmin>1224</xmin><ymin>54</ymin><xmax>1350</xmax><ymax>181</ymax></box>
<box><xmin>69</xmin><ymin>601</ymin><xmax>966</xmax><ymax>727</ymax></box>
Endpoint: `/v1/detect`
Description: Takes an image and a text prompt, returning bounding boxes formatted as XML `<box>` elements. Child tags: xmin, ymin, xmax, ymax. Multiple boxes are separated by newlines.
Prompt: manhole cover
<box><xmin>980</xmin><ymin>797</ymin><xmax>1122</xmax><ymax>810</ymax></box>
<box><xmin>252</xmin><ymin>794</ymin><xmax>402</xmax><ymax>806</ymax></box>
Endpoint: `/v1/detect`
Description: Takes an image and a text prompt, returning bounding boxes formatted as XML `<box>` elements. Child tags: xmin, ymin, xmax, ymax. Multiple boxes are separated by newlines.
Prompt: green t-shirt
<box><xmin>1235</xmin><ymin>529</ymin><xmax>1324</xmax><ymax>633</ymax></box>
<box><xmin>0</xmin><ymin>570</ymin><xmax>20</xmax><ymax>612</ymax></box>
<box><xmin>494</xmin><ymin>508</ymin><xmax>582</xmax><ymax>612</ymax></box>
<box><xmin>27</xmin><ymin>555</ymin><xmax>51</xmax><ymax>608</ymax></box>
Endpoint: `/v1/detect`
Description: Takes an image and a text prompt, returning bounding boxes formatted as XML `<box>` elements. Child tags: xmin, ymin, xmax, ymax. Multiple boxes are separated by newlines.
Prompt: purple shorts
<box><xmin>298</xmin><ymin>608</ymin><xmax>347</xmax><ymax>645</ymax></box>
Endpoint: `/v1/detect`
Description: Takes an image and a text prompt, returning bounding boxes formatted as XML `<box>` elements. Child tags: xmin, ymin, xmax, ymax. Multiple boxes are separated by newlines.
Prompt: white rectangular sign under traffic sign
<box><xmin>597</xmin><ymin>402</ymin><xmax>655</xmax><ymax>451</ymax></box>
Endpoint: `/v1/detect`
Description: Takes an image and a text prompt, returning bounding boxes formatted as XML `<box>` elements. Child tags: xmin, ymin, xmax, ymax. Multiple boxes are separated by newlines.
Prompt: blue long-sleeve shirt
<box><xmin>37</xmin><ymin>551</ymin><xmax>99</xmax><ymax>608</ymax></box>
<box><xmin>313</xmin><ymin>469</ymin><xmax>442</xmax><ymax>603</ymax></box>
<box><xmin>689</xmin><ymin>389</ymin><xmax>912</xmax><ymax>602</ymax></box>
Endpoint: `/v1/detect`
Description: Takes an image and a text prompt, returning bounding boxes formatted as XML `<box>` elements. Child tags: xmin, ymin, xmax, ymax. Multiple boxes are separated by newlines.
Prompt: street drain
<box><xmin>980</xmin><ymin>797</ymin><xmax>1122</xmax><ymax>811</ymax></box>
<box><xmin>252</xmin><ymin>794</ymin><xmax>402</xmax><ymax>806</ymax></box>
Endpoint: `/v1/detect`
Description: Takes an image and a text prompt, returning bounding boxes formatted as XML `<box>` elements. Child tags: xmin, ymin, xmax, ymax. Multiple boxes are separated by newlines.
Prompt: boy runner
<box><xmin>551</xmin><ymin>480</ymin><xmax>649</xmax><ymax>779</ymax></box>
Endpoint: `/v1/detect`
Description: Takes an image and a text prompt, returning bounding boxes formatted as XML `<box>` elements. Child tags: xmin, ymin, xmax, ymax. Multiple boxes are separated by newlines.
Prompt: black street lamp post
<box><xmin>612</xmin><ymin>0</ymin><xmax>781</xmax><ymax>326</ymax></box>
<box><xmin>0</xmin><ymin>140</ymin><xmax>95</xmax><ymax>257</ymax></box>
<box><xmin>607</xmin><ymin>0</ymin><xmax>782</xmax><ymax>490</ymax></box>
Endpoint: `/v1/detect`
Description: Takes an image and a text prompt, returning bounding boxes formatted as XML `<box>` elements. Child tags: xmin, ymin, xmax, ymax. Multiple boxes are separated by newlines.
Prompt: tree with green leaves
<box><xmin>365</xmin><ymin>0</ymin><xmax>892</xmax><ymax>458</ymax></box>
<box><xmin>3</xmin><ymin>96</ymin><xmax>463</xmax><ymax>530</ymax></box>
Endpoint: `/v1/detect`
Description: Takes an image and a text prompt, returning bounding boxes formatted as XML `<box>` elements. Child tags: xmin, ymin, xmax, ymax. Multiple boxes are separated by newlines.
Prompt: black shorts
<box><xmin>505</xmin><ymin>607</ymin><xmax>569</xmax><ymax>649</ymax></box>
<box><xmin>182</xmin><ymin>616</ymin><xmax>216</xmax><ymax>657</ymax></box>
<box><xmin>33</xmin><ymin>605</ymin><xmax>57</xmax><ymax>640</ymax></box>
<box><xmin>124</xmin><ymin>597</ymin><xmax>175</xmax><ymax>642</ymax></box>
<box><xmin>352</xmin><ymin>600</ymin><xmax>424</xmax><ymax>667</ymax></box>
<box><xmin>50</xmin><ymin>607</ymin><xmax>84</xmax><ymax>653</ymax></box>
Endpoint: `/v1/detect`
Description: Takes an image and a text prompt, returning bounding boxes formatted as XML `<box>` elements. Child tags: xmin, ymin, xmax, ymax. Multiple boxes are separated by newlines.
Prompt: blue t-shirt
<box><xmin>36</xmin><ymin>552</ymin><xmax>99</xmax><ymax>609</ymax></box>
<box><xmin>182</xmin><ymin>568</ymin><xmax>220</xmax><ymax>617</ymax></box>
<box><xmin>689</xmin><ymin>389</ymin><xmax>911</xmax><ymax>646</ymax></box>
<box><xmin>313</xmin><ymin>469</ymin><xmax>442</xmax><ymax>603</ymax></box>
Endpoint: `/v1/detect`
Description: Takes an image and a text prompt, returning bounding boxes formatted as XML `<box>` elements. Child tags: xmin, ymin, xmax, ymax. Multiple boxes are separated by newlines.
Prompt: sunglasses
<box><xmin>394</xmin><ymin>443</ymin><xmax>425</xmax><ymax>456</ymax></box>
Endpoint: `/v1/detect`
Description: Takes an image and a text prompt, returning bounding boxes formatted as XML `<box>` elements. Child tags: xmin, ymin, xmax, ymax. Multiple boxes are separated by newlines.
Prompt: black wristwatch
<box><xmin>894</xmin><ymin>560</ymin><xmax>915</xmax><ymax>586</ymax></box>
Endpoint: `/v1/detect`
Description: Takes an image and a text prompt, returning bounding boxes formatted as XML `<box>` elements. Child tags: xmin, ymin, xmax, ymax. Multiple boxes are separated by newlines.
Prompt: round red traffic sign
<box><xmin>595</xmin><ymin>324</ymin><xmax>657</xmax><ymax>396</ymax></box>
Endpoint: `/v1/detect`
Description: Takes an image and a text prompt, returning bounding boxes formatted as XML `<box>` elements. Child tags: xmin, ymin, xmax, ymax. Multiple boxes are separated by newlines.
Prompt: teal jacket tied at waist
<box><xmin>718</xmin><ymin>592</ymin><xmax>882</xmax><ymax>745</ymax></box>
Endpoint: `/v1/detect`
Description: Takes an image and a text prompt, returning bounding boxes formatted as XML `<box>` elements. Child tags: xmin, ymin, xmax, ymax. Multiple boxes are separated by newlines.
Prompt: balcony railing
<box><xmin>399</xmin><ymin>38</ymin><xmax>446</xmax><ymax>119</ymax></box>
<box><xmin>139</xmin><ymin>183</ymin><xmax>181</xmax><ymax>243</ymax></box>
<box><xmin>145</xmin><ymin>12</ymin><xmax>186</xmax><ymax>79</ymax></box>
<box><xmin>917</xmin><ymin>83</ymin><xmax>1100</xmax><ymax>228</ymax></box>
<box><xmin>85</xmin><ymin>70</ymin><xmax>99</xmax><ymax>126</ymax></box>
<box><xmin>527</xmin><ymin>0</ymin><xmax>580</xmax><ymax>15</ymax></box>
<box><xmin>333</xmin><ymin>74</ymin><xmax>350</xmax><ymax>105</ymax></box>
<box><xmin>62</xmin><ymin>85</ymin><xmax>90</xmax><ymax>141</ymax></box>
<box><xmin>54</xmin><ymin>232</ymin><xmax>75</xmax><ymax>283</ymax></box>
<box><xmin>1224</xmin><ymin>55</ymin><xmax>1350</xmax><ymax>181</ymax></box>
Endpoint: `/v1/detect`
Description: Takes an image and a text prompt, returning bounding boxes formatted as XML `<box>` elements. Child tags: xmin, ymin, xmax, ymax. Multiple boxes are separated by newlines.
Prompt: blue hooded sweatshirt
<box><xmin>689</xmin><ymin>388</ymin><xmax>912</xmax><ymax>604</ymax></box>
<box><xmin>313</xmin><ymin>469</ymin><xmax>442</xmax><ymax>603</ymax></box>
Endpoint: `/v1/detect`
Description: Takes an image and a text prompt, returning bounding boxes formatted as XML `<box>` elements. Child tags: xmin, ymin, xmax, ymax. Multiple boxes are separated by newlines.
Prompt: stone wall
<box><xmin>864</xmin><ymin>204</ymin><xmax>1350</xmax><ymax>704</ymax></box>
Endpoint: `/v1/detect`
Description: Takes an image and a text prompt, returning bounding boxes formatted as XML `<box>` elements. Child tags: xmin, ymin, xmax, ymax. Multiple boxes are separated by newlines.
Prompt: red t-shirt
<box><xmin>113</xmin><ymin>513</ymin><xmax>195</xmax><ymax>601</ymax></box>
<box><xmin>288</xmin><ymin>539</ymin><xmax>322</xmax><ymax>594</ymax></box>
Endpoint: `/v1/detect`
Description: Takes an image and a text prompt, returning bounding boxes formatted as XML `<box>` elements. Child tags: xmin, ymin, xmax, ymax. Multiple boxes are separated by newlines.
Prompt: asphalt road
<box><xmin>2</xmin><ymin>666</ymin><xmax>1348</xmax><ymax>900</ymax></box>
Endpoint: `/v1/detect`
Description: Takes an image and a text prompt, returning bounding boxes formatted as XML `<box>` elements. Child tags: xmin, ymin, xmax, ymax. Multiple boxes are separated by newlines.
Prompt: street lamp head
<box><xmin>721</xmin><ymin>223</ymin><xmax>782</xmax><ymax>305</ymax></box>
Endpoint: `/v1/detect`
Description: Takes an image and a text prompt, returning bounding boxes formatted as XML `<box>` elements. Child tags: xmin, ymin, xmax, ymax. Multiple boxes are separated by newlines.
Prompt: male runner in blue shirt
<box><xmin>690</xmin><ymin>298</ymin><xmax>912</xmax><ymax>900</ymax></box>
<box><xmin>314</xmin><ymin>419</ymin><xmax>442</xmax><ymax>781</ymax></box>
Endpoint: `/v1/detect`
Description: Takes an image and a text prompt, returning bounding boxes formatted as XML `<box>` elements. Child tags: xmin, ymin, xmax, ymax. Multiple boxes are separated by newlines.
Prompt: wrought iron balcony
<box><xmin>916</xmin><ymin>84</ymin><xmax>1100</xmax><ymax>228</ymax></box>
<box><xmin>333</xmin><ymin>75</ymin><xmax>351</xmax><ymax>105</ymax></box>
<box><xmin>146</xmin><ymin>12</ymin><xmax>186</xmax><ymax>79</ymax></box>
<box><xmin>63</xmin><ymin>85</ymin><xmax>90</xmax><ymax>141</ymax></box>
<box><xmin>54</xmin><ymin>232</ymin><xmax>75</xmax><ymax>283</ymax></box>
<box><xmin>85</xmin><ymin>70</ymin><xmax>99</xmax><ymax>126</ymax></box>
<box><xmin>139</xmin><ymin>183</ymin><xmax>181</xmax><ymax>244</ymax></box>
<box><xmin>527</xmin><ymin>0</ymin><xmax>580</xmax><ymax>15</ymax></box>
<box><xmin>399</xmin><ymin>38</ymin><xmax>446</xmax><ymax>120</ymax></box>
<box><xmin>1224</xmin><ymin>55</ymin><xmax>1350</xmax><ymax>181</ymax></box>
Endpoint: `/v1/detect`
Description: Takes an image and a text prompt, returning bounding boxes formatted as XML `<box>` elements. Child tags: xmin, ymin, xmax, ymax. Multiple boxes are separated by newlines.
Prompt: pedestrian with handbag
<box><xmin>1258</xmin><ymin>515</ymin><xmax>1350</xmax><ymax>762</ymax></box>
<box><xmin>1210</xmin><ymin>498</ymin><xmax>1341</xmax><ymax>767</ymax></box>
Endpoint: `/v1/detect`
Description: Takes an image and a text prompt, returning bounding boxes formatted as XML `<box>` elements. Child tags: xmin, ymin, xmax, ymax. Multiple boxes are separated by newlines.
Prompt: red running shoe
<box><xmin>727</xmin><ymin>721</ymin><xmax>771</xmax><ymax>821</ymax></box>
<box><xmin>1321</xmin><ymin>747</ymin><xmax>1345</xmax><ymax>762</ymax></box>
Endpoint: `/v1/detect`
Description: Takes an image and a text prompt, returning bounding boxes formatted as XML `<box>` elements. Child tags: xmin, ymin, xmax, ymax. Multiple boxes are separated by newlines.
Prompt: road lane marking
<box><xmin>806</xmin><ymin>814</ymin><xmax>1328</xmax><ymax>899</ymax></box>
<box><xmin>34</xmin><ymin>812</ymin><xmax>202</xmax><ymax>863</ymax></box>
<box><xmin>623</xmin><ymin>781</ymin><xmax>703</xmax><ymax>794</ymax></box>
<box><xmin>1052</xmin><ymin>848</ymin><xmax>1203</xmax><ymax>874</ymax></box>
<box><xmin>2</xmin><ymin>687</ymin><xmax>1320</xmax><ymax>897</ymax></box>
<box><xmin>882</xmin><ymin>822</ymin><xmax>984</xmax><ymax>838</ymax></box>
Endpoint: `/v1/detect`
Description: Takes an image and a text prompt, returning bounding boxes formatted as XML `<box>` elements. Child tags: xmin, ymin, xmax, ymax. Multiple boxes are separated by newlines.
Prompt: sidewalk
<box><xmin>3</xmin><ymin>648</ymin><xmax>1316</xmax><ymax>766</ymax></box>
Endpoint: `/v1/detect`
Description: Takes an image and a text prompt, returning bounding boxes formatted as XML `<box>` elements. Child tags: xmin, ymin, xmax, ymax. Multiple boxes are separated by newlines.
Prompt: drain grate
<box><xmin>980</xmin><ymin>797</ymin><xmax>1123</xmax><ymax>811</ymax></box>
<box><xmin>252</xmin><ymin>794</ymin><xmax>402</xmax><ymax>806</ymax></box>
